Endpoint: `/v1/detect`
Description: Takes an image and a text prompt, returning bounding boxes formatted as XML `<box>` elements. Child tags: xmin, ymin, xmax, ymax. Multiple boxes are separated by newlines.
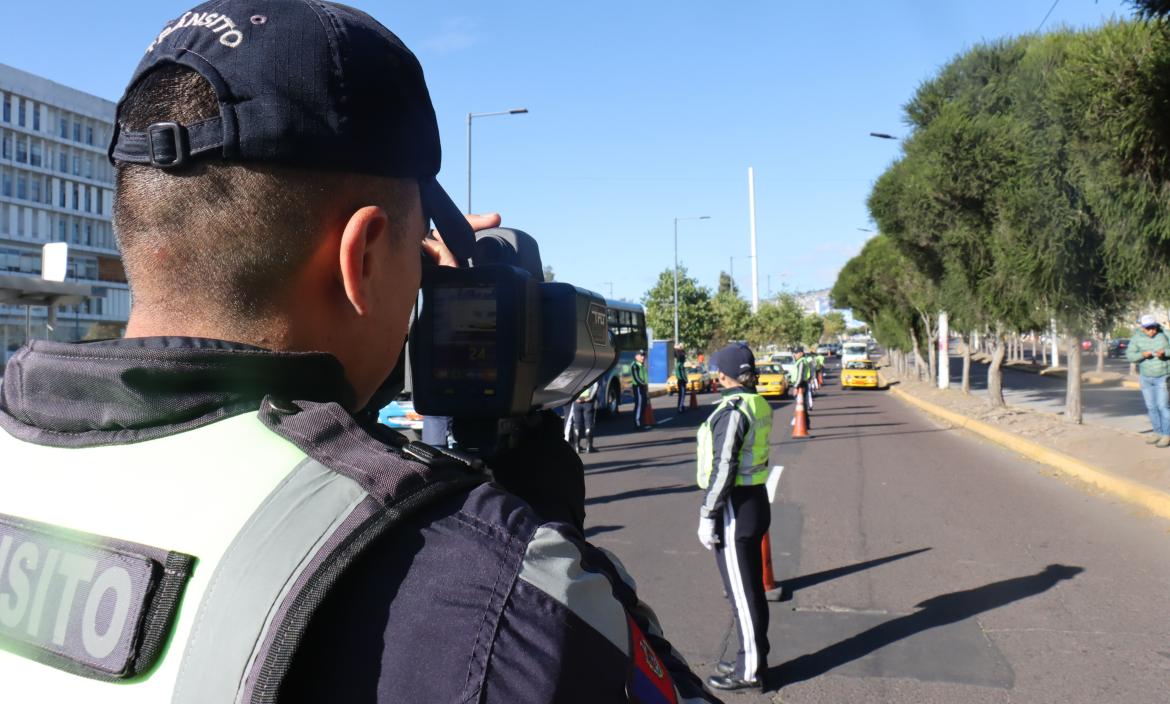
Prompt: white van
<box><xmin>842</xmin><ymin>342</ymin><xmax>869</xmax><ymax>365</ymax></box>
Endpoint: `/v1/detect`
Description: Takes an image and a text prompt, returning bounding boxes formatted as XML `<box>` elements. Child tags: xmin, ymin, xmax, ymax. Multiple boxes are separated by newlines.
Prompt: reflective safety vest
<box><xmin>577</xmin><ymin>381</ymin><xmax>598</xmax><ymax>404</ymax></box>
<box><xmin>0</xmin><ymin>401</ymin><xmax>480</xmax><ymax>703</ymax></box>
<box><xmin>792</xmin><ymin>356</ymin><xmax>812</xmax><ymax>384</ymax></box>
<box><xmin>695</xmin><ymin>391</ymin><xmax>772</xmax><ymax>489</ymax></box>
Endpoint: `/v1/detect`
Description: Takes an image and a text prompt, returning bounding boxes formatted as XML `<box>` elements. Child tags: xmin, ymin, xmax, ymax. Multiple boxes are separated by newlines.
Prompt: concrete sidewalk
<box><xmin>879</xmin><ymin>368</ymin><xmax>1170</xmax><ymax>522</ymax></box>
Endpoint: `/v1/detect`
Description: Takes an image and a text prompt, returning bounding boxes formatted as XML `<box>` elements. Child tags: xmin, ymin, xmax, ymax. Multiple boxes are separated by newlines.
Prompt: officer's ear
<box><xmin>338</xmin><ymin>206</ymin><xmax>390</xmax><ymax>316</ymax></box>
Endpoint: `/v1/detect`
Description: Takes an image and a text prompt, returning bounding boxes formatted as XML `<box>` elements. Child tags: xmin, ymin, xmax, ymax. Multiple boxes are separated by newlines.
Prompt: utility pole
<box><xmin>748</xmin><ymin>167</ymin><xmax>759</xmax><ymax>314</ymax></box>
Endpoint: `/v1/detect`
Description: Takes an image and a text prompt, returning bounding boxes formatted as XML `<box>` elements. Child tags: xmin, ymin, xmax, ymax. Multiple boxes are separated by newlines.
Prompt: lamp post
<box><xmin>729</xmin><ymin>255</ymin><xmax>752</xmax><ymax>295</ymax></box>
<box><xmin>674</xmin><ymin>215</ymin><xmax>710</xmax><ymax>344</ymax></box>
<box><xmin>766</xmin><ymin>272</ymin><xmax>790</xmax><ymax>297</ymax></box>
<box><xmin>467</xmin><ymin>108</ymin><xmax>528</xmax><ymax>214</ymax></box>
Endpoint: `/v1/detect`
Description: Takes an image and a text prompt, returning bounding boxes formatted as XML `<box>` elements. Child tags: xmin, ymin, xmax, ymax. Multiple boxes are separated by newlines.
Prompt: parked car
<box><xmin>815</xmin><ymin>345</ymin><xmax>832</xmax><ymax>356</ymax></box>
<box><xmin>666</xmin><ymin>364</ymin><xmax>710</xmax><ymax>394</ymax></box>
<box><xmin>770</xmin><ymin>352</ymin><xmax>797</xmax><ymax>381</ymax></box>
<box><xmin>755</xmin><ymin>363</ymin><xmax>790</xmax><ymax>398</ymax></box>
<box><xmin>1107</xmin><ymin>339</ymin><xmax>1129</xmax><ymax>358</ymax></box>
<box><xmin>841</xmin><ymin>360</ymin><xmax>879</xmax><ymax>389</ymax></box>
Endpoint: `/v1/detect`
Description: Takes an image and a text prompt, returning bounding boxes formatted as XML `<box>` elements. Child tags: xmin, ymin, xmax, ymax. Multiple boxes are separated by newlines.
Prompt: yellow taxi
<box><xmin>666</xmin><ymin>365</ymin><xmax>710</xmax><ymax>394</ymax></box>
<box><xmin>755</xmin><ymin>363</ymin><xmax>790</xmax><ymax>398</ymax></box>
<box><xmin>841</xmin><ymin>359</ymin><xmax>879</xmax><ymax>389</ymax></box>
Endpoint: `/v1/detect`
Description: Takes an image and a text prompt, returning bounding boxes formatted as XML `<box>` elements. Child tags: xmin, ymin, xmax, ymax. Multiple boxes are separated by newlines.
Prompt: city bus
<box><xmin>598</xmin><ymin>298</ymin><xmax>648</xmax><ymax>417</ymax></box>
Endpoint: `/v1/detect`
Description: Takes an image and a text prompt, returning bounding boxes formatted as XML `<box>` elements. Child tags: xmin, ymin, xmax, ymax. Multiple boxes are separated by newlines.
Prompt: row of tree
<box><xmin>641</xmin><ymin>267</ymin><xmax>846</xmax><ymax>354</ymax></box>
<box><xmin>832</xmin><ymin>11</ymin><xmax>1170</xmax><ymax>423</ymax></box>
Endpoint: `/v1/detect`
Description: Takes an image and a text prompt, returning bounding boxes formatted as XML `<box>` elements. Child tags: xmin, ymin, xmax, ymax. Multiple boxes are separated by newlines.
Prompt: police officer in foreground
<box><xmin>696</xmin><ymin>344</ymin><xmax>774</xmax><ymax>692</ymax></box>
<box><xmin>0</xmin><ymin>3</ymin><xmax>718</xmax><ymax>702</ymax></box>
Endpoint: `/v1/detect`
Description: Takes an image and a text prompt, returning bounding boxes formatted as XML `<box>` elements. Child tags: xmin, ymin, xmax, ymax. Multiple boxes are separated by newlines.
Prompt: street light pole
<box><xmin>673</xmin><ymin>215</ymin><xmax>710</xmax><ymax>345</ymax></box>
<box><xmin>466</xmin><ymin>108</ymin><xmax>529</xmax><ymax>214</ymax></box>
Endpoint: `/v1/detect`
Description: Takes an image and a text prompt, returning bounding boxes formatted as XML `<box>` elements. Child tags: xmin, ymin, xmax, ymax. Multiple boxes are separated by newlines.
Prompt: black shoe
<box><xmin>707</xmin><ymin>674</ymin><xmax>761</xmax><ymax>692</ymax></box>
<box><xmin>715</xmin><ymin>661</ymin><xmax>735</xmax><ymax>676</ymax></box>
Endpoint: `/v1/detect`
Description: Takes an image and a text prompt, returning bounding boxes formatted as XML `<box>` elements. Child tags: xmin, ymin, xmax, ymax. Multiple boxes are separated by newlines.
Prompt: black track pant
<box><xmin>715</xmin><ymin>485</ymin><xmax>771</xmax><ymax>681</ymax></box>
<box><xmin>633</xmin><ymin>385</ymin><xmax>649</xmax><ymax>427</ymax></box>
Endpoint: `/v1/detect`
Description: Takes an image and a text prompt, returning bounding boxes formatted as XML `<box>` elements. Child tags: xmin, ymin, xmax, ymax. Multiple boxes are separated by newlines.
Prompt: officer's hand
<box><xmin>489</xmin><ymin>411</ymin><xmax>586</xmax><ymax>532</ymax></box>
<box><xmin>697</xmin><ymin>516</ymin><xmax>719</xmax><ymax>550</ymax></box>
<box><xmin>423</xmin><ymin>212</ymin><xmax>502</xmax><ymax>267</ymax></box>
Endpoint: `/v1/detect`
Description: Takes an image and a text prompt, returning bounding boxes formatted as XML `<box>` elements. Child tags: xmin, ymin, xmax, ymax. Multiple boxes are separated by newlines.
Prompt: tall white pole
<box><xmin>673</xmin><ymin>218</ymin><xmax>679</xmax><ymax>344</ymax></box>
<box><xmin>1050</xmin><ymin>318</ymin><xmax>1059</xmax><ymax>368</ymax></box>
<box><xmin>938</xmin><ymin>311</ymin><xmax>949</xmax><ymax>389</ymax></box>
<box><xmin>748</xmin><ymin>167</ymin><xmax>759</xmax><ymax>313</ymax></box>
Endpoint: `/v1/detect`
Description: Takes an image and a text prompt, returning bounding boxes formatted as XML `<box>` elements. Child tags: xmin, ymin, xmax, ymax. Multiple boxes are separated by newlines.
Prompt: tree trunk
<box><xmin>1031</xmin><ymin>335</ymin><xmax>1038</xmax><ymax>364</ymax></box>
<box><xmin>961</xmin><ymin>333</ymin><xmax>972</xmax><ymax>394</ymax></box>
<box><xmin>1041</xmin><ymin>339</ymin><xmax>1048</xmax><ymax>366</ymax></box>
<box><xmin>1065</xmin><ymin>332</ymin><xmax>1083</xmax><ymax>424</ymax></box>
<box><xmin>988</xmin><ymin>332</ymin><xmax>1006</xmax><ymax>408</ymax></box>
<box><xmin>910</xmin><ymin>328</ymin><xmax>927</xmax><ymax>382</ymax></box>
<box><xmin>1095</xmin><ymin>332</ymin><xmax>1105</xmax><ymax>374</ymax></box>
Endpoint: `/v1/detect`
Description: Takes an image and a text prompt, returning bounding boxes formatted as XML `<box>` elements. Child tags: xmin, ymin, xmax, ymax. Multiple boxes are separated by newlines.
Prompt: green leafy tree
<box><xmin>801</xmin><ymin>314</ymin><xmax>824</xmax><ymax>348</ymax></box>
<box><xmin>822</xmin><ymin>311</ymin><xmax>846</xmax><ymax>341</ymax></box>
<box><xmin>717</xmin><ymin>271</ymin><xmax>739</xmax><ymax>296</ymax></box>
<box><xmin>710</xmin><ymin>289</ymin><xmax>752</xmax><ymax>351</ymax></box>
<box><xmin>641</xmin><ymin>266</ymin><xmax>716</xmax><ymax>351</ymax></box>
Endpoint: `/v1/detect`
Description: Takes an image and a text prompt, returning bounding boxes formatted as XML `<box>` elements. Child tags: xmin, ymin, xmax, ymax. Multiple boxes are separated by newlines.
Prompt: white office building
<box><xmin>0</xmin><ymin>63</ymin><xmax>128</xmax><ymax>361</ymax></box>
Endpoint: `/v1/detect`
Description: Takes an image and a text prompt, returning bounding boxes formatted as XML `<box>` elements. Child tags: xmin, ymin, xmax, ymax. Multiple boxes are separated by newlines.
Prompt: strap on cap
<box><xmin>111</xmin><ymin>117</ymin><xmax>225</xmax><ymax>169</ymax></box>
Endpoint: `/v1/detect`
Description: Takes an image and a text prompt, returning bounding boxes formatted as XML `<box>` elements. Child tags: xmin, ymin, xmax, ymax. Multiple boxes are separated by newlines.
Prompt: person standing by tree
<box><xmin>1126</xmin><ymin>314</ymin><xmax>1170</xmax><ymax>446</ymax></box>
<box><xmin>632</xmin><ymin>350</ymin><xmax>651</xmax><ymax>430</ymax></box>
<box><xmin>675</xmin><ymin>344</ymin><xmax>689</xmax><ymax>413</ymax></box>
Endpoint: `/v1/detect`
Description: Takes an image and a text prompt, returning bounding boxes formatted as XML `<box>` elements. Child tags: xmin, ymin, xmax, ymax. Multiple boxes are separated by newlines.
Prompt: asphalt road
<box><xmin>583</xmin><ymin>363</ymin><xmax>1170</xmax><ymax>702</ymax></box>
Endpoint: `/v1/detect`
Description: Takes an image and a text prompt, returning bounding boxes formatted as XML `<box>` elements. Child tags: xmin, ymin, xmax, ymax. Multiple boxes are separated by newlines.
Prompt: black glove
<box><xmin>488</xmin><ymin>411</ymin><xmax>586</xmax><ymax>532</ymax></box>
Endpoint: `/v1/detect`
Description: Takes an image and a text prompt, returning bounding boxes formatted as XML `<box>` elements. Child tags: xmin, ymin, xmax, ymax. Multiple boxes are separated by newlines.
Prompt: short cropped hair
<box><xmin>114</xmin><ymin>65</ymin><xmax>414</xmax><ymax>321</ymax></box>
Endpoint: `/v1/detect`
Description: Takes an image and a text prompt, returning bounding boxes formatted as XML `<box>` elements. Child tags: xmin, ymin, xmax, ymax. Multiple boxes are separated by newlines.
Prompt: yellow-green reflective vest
<box><xmin>695</xmin><ymin>390</ymin><xmax>772</xmax><ymax>489</ymax></box>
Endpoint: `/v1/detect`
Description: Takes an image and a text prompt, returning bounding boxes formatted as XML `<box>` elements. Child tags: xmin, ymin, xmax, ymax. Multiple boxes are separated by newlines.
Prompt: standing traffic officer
<box><xmin>632</xmin><ymin>349</ymin><xmax>651</xmax><ymax>429</ymax></box>
<box><xmin>792</xmin><ymin>347</ymin><xmax>814</xmax><ymax>425</ymax></box>
<box><xmin>675</xmin><ymin>344</ymin><xmax>690</xmax><ymax>413</ymax></box>
<box><xmin>695</xmin><ymin>344</ymin><xmax>774</xmax><ymax>692</ymax></box>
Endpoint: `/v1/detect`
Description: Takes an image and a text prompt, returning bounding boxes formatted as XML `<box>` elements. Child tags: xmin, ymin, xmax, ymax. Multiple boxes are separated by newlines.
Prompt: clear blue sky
<box><xmin>2</xmin><ymin>0</ymin><xmax>1134</xmax><ymax>304</ymax></box>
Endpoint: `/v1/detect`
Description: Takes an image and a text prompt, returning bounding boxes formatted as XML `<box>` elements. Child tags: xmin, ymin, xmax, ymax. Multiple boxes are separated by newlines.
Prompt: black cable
<box><xmin>1038</xmin><ymin>0</ymin><xmax>1063</xmax><ymax>31</ymax></box>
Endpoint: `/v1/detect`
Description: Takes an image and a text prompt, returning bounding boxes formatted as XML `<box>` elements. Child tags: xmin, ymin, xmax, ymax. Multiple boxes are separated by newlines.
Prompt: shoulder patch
<box><xmin>626</xmin><ymin>614</ymin><xmax>678</xmax><ymax>704</ymax></box>
<box><xmin>0</xmin><ymin>513</ymin><xmax>194</xmax><ymax>681</ymax></box>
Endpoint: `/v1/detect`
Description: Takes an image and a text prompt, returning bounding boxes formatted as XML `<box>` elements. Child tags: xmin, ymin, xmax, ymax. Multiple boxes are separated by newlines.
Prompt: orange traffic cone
<box><xmin>761</xmin><ymin>531</ymin><xmax>783</xmax><ymax>601</ymax></box>
<box><xmin>792</xmin><ymin>389</ymin><xmax>809</xmax><ymax>438</ymax></box>
<box><xmin>817</xmin><ymin>371</ymin><xmax>824</xmax><ymax>387</ymax></box>
<box><xmin>689</xmin><ymin>385</ymin><xmax>698</xmax><ymax>409</ymax></box>
<box><xmin>640</xmin><ymin>395</ymin><xmax>656</xmax><ymax>427</ymax></box>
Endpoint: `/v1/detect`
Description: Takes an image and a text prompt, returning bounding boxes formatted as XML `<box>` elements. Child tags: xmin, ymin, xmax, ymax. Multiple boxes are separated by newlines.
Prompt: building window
<box><xmin>1</xmin><ymin>172</ymin><xmax>11</xmax><ymax>197</ymax></box>
<box><xmin>72</xmin><ymin>156</ymin><xmax>80</xmax><ymax>176</ymax></box>
<box><xmin>32</xmin><ymin>106</ymin><xmax>40</xmax><ymax>131</ymax></box>
<box><xmin>30</xmin><ymin>177</ymin><xmax>40</xmax><ymax>203</ymax></box>
<box><xmin>71</xmin><ymin>220</ymin><xmax>79</xmax><ymax>243</ymax></box>
<box><xmin>84</xmin><ymin>158</ymin><xmax>92</xmax><ymax>179</ymax></box>
<box><xmin>72</xmin><ymin>183</ymin><xmax>79</xmax><ymax>210</ymax></box>
<box><xmin>72</xmin><ymin>123</ymin><xmax>81</xmax><ymax>142</ymax></box>
<box><xmin>58</xmin><ymin>182</ymin><xmax>66</xmax><ymax>207</ymax></box>
<box><xmin>15</xmin><ymin>139</ymin><xmax>26</xmax><ymax>163</ymax></box>
<box><xmin>0</xmin><ymin>204</ymin><xmax>7</xmax><ymax>235</ymax></box>
<box><xmin>30</xmin><ymin>142</ymin><xmax>41</xmax><ymax>168</ymax></box>
<box><xmin>59</xmin><ymin>117</ymin><xmax>68</xmax><ymax>139</ymax></box>
<box><xmin>17</xmin><ymin>101</ymin><xmax>25</xmax><ymax>127</ymax></box>
<box><xmin>84</xmin><ymin>188</ymin><xmax>91</xmax><ymax>212</ymax></box>
<box><xmin>1</xmin><ymin>133</ymin><xmax>9</xmax><ymax>160</ymax></box>
<box><xmin>86</xmin><ymin>126</ymin><xmax>94</xmax><ymax>145</ymax></box>
<box><xmin>2</xmin><ymin>95</ymin><xmax>9</xmax><ymax>123</ymax></box>
<box><xmin>58</xmin><ymin>218</ymin><xmax>66</xmax><ymax>241</ymax></box>
<box><xmin>96</xmin><ymin>190</ymin><xmax>103</xmax><ymax>215</ymax></box>
<box><xmin>16</xmin><ymin>174</ymin><xmax>26</xmax><ymax>200</ymax></box>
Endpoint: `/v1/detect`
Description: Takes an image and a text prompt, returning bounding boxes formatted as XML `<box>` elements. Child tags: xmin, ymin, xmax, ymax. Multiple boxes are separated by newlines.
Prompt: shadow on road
<box><xmin>797</xmin><ymin>428</ymin><xmax>952</xmax><ymax>443</ymax></box>
<box><xmin>777</xmin><ymin>548</ymin><xmax>932</xmax><ymax>603</ymax></box>
<box><xmin>585</xmin><ymin>484</ymin><xmax>697</xmax><ymax>506</ymax></box>
<box><xmin>583</xmin><ymin>524</ymin><xmax>623</xmax><ymax>538</ymax></box>
<box><xmin>583</xmin><ymin>453</ymin><xmax>693</xmax><ymax>476</ymax></box>
<box><xmin>763</xmin><ymin>564</ymin><xmax>1084</xmax><ymax>692</ymax></box>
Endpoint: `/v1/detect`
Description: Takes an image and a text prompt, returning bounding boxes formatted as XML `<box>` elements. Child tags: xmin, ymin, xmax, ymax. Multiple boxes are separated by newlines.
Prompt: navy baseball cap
<box><xmin>711</xmin><ymin>344</ymin><xmax>755</xmax><ymax>378</ymax></box>
<box><xmin>108</xmin><ymin>0</ymin><xmax>475</xmax><ymax>265</ymax></box>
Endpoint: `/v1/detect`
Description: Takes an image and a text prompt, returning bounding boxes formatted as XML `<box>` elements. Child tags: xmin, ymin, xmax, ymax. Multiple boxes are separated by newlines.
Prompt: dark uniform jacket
<box><xmin>0</xmin><ymin>338</ymin><xmax>719</xmax><ymax>703</ymax></box>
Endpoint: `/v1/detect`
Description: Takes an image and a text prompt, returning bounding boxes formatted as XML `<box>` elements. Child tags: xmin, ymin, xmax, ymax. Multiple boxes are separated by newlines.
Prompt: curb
<box><xmin>881</xmin><ymin>377</ymin><xmax>1170</xmax><ymax>522</ymax></box>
